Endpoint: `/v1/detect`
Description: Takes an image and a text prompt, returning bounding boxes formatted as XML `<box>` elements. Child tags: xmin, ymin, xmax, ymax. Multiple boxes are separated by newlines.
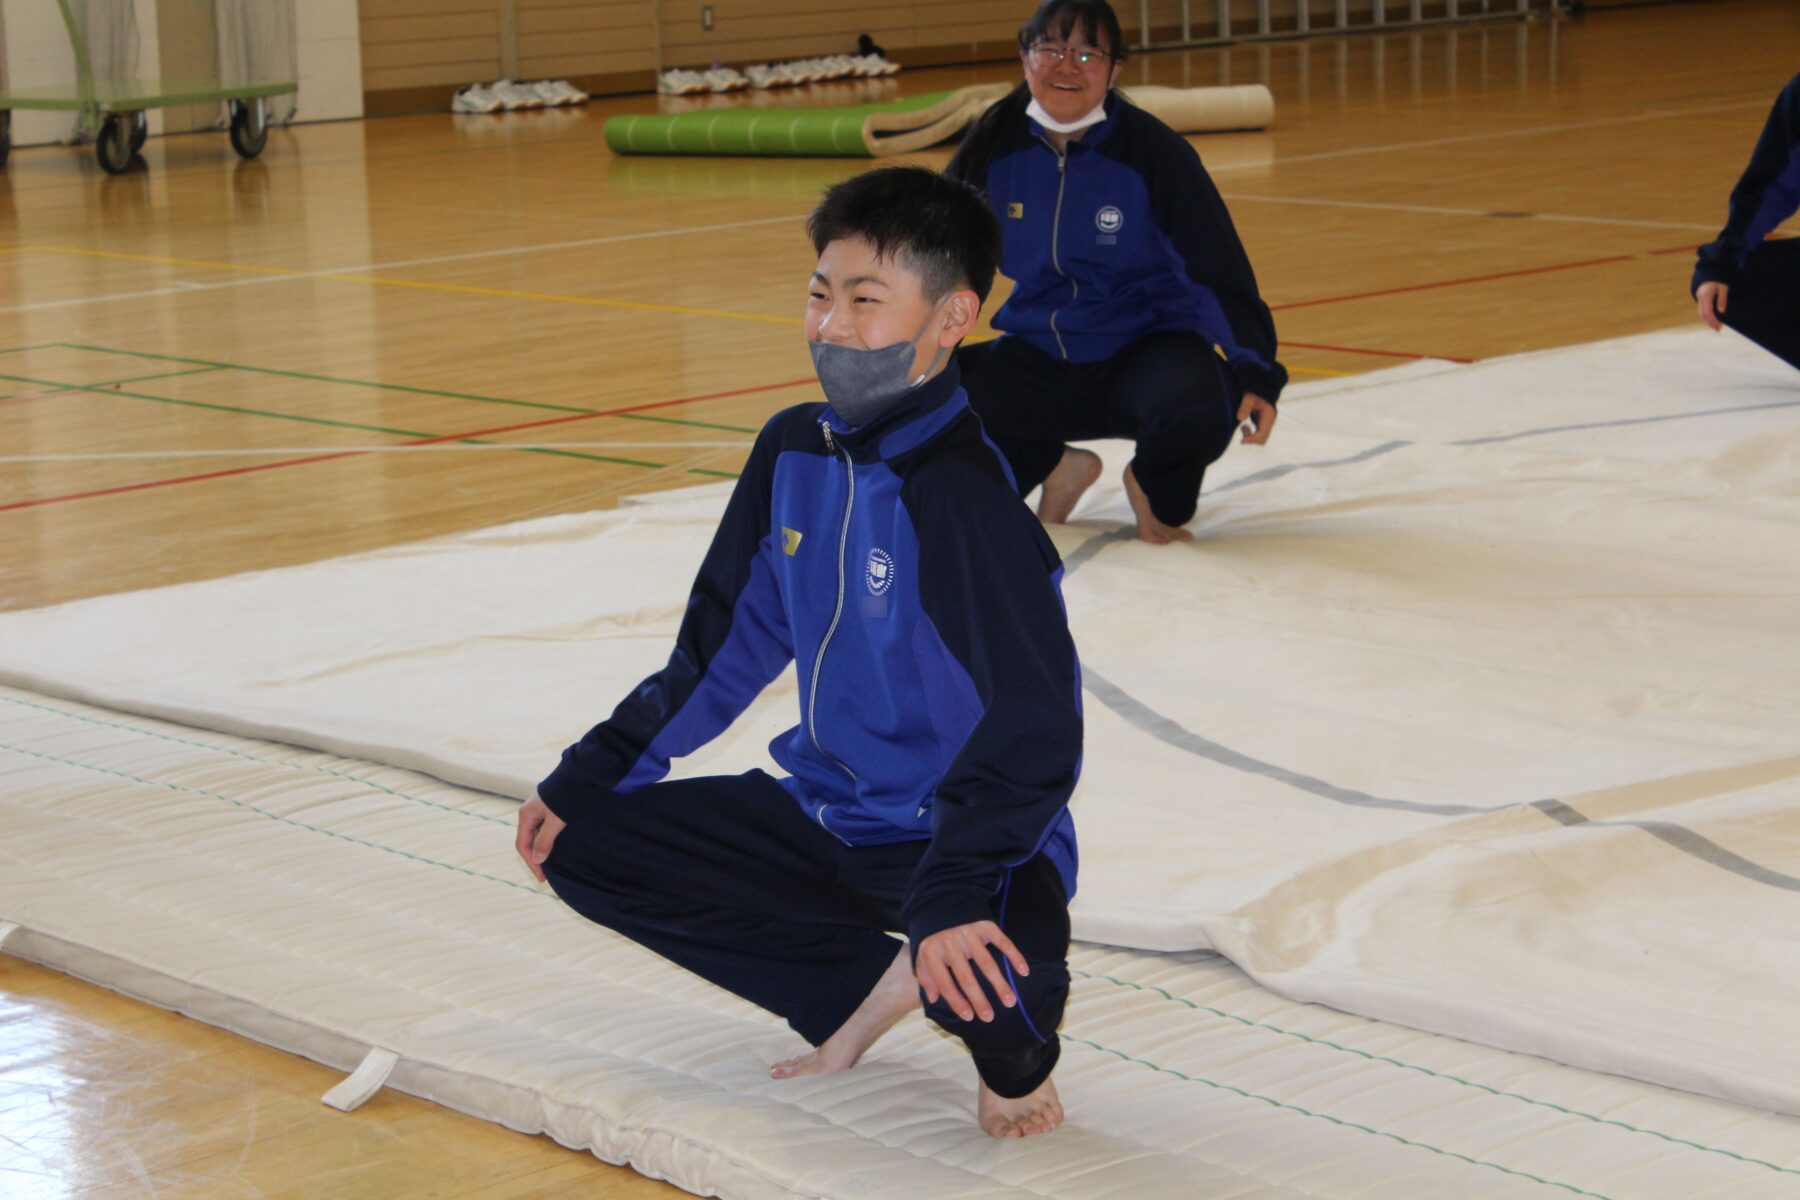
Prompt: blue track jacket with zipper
<box><xmin>949</xmin><ymin>90</ymin><xmax>1288</xmax><ymax>402</ymax></box>
<box><xmin>1694</xmin><ymin>72</ymin><xmax>1800</xmax><ymax>290</ymax></box>
<box><xmin>537</xmin><ymin>362</ymin><xmax>1083</xmax><ymax>945</ymax></box>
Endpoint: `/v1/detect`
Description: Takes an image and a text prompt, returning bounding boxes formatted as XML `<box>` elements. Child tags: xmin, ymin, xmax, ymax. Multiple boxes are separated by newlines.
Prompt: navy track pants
<box><xmin>541</xmin><ymin>770</ymin><xmax>1069</xmax><ymax>1098</ymax></box>
<box><xmin>1717</xmin><ymin>238</ymin><xmax>1800</xmax><ymax>372</ymax></box>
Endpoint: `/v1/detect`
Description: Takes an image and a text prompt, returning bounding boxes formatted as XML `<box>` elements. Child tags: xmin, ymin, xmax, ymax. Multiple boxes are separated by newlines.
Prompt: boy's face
<box><xmin>807</xmin><ymin>236</ymin><xmax>971</xmax><ymax>383</ymax></box>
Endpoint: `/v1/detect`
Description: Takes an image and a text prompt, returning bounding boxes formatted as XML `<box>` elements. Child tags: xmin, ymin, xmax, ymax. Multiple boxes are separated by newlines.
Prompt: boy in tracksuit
<box><xmin>1694</xmin><ymin>72</ymin><xmax>1800</xmax><ymax>372</ymax></box>
<box><xmin>514</xmin><ymin>166</ymin><xmax>1082</xmax><ymax>1138</ymax></box>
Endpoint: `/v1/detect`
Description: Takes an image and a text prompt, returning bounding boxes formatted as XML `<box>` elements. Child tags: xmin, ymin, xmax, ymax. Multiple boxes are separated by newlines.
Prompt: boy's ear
<box><xmin>938</xmin><ymin>288</ymin><xmax>982</xmax><ymax>346</ymax></box>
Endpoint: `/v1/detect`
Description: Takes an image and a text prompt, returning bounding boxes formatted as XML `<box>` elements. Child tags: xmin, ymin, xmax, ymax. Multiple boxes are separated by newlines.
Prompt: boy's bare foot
<box><xmin>771</xmin><ymin>947</ymin><xmax>918</xmax><ymax>1079</ymax></box>
<box><xmin>978</xmin><ymin>1075</ymin><xmax>1064</xmax><ymax>1138</ymax></box>
<box><xmin>1036</xmin><ymin>446</ymin><xmax>1102</xmax><ymax>525</ymax></box>
<box><xmin>1123</xmin><ymin>463</ymin><xmax>1194</xmax><ymax>544</ymax></box>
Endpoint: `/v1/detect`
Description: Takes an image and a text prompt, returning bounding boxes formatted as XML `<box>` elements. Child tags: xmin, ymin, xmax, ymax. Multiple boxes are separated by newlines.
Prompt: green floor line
<box><xmin>1061</xmin><ymin>1035</ymin><xmax>1614</xmax><ymax>1200</ymax></box>
<box><xmin>617</xmin><ymin>411</ymin><xmax>759</xmax><ymax>435</ymax></box>
<box><xmin>87</xmin><ymin>365</ymin><xmax>230</xmax><ymax>389</ymax></box>
<box><xmin>0</xmin><ymin>342</ymin><xmax>69</xmax><ymax>357</ymax></box>
<box><xmin>1071</xmin><ymin>967</ymin><xmax>1796</xmax><ymax>1176</ymax></box>
<box><xmin>0</xmin><ymin>372</ymin><xmax>668</xmax><ymax>471</ymax></box>
<box><xmin>61</xmin><ymin>342</ymin><xmax>775</xmax><ymax>440</ymax></box>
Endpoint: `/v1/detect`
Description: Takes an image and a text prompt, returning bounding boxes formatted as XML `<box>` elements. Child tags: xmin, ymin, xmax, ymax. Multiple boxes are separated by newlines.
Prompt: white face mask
<box><xmin>1026</xmin><ymin>96</ymin><xmax>1107</xmax><ymax>136</ymax></box>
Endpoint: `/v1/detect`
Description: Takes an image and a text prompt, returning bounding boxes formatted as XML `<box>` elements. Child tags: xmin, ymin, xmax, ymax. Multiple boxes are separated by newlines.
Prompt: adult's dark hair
<box><xmin>948</xmin><ymin>0</ymin><xmax>1127</xmax><ymax>184</ymax></box>
<box><xmin>808</xmin><ymin>165</ymin><xmax>1001</xmax><ymax>303</ymax></box>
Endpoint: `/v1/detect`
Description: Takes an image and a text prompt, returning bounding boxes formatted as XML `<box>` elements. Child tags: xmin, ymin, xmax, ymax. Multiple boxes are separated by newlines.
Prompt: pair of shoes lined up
<box><xmin>453</xmin><ymin>80</ymin><xmax>588</xmax><ymax>113</ymax></box>
<box><xmin>744</xmin><ymin>54</ymin><xmax>900</xmax><ymax>89</ymax></box>
<box><xmin>657</xmin><ymin>66</ymin><xmax>751</xmax><ymax>95</ymax></box>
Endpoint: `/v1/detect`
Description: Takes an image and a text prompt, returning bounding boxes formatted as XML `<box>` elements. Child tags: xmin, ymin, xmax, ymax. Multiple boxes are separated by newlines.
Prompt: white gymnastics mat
<box><xmin>2</xmin><ymin>327</ymin><xmax>1799</xmax><ymax>1195</ymax></box>
<box><xmin>4</xmin><ymin>687</ymin><xmax>1799</xmax><ymax>1200</ymax></box>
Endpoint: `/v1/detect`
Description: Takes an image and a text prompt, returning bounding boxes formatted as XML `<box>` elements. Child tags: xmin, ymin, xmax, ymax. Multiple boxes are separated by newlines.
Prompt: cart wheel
<box><xmin>228</xmin><ymin>99</ymin><xmax>268</xmax><ymax>159</ymax></box>
<box><xmin>0</xmin><ymin>111</ymin><xmax>11</xmax><ymax>170</ymax></box>
<box><xmin>129</xmin><ymin>110</ymin><xmax>148</xmax><ymax>154</ymax></box>
<box><xmin>97</xmin><ymin>114</ymin><xmax>133</xmax><ymax>174</ymax></box>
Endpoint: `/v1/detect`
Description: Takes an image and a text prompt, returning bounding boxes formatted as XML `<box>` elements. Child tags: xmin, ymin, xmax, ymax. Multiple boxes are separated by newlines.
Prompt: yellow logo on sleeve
<box><xmin>1007</xmin><ymin>202</ymin><xmax>1024</xmax><ymax>219</ymax></box>
<box><xmin>782</xmin><ymin>527</ymin><xmax>803</xmax><ymax>556</ymax></box>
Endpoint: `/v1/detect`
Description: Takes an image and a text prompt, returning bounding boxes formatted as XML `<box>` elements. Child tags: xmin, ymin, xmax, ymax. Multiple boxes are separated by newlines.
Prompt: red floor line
<box><xmin>1273</xmin><ymin>254</ymin><xmax>1637</xmax><ymax>311</ymax></box>
<box><xmin>1283</xmin><ymin>340</ymin><xmax>1474</xmax><ymax>364</ymax></box>
<box><xmin>1</xmin><ymin>375</ymin><xmax>818</xmax><ymax>514</ymax></box>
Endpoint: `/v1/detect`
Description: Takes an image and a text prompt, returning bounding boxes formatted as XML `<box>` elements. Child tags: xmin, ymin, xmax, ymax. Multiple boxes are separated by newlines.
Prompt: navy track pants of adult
<box><xmin>956</xmin><ymin>329</ymin><xmax>1243</xmax><ymax>528</ymax></box>
<box><xmin>541</xmin><ymin>770</ymin><xmax>1070</xmax><ymax>1099</ymax></box>
<box><xmin>1716</xmin><ymin>238</ymin><xmax>1800</xmax><ymax>372</ymax></box>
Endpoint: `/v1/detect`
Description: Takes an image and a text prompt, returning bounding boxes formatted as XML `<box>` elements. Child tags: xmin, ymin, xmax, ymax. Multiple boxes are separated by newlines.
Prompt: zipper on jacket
<box><xmin>1045</xmin><ymin>146</ymin><xmax>1076</xmax><ymax>361</ymax></box>
<box><xmin>807</xmin><ymin>421</ymin><xmax>860</xmax><ymax>796</ymax></box>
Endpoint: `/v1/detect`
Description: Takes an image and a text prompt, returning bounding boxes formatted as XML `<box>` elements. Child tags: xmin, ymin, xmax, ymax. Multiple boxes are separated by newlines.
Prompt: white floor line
<box><xmin>1219</xmin><ymin>192</ymin><xmax>1719</xmax><ymax>232</ymax></box>
<box><xmin>0</xmin><ymin>442</ymin><xmax>755</xmax><ymax>464</ymax></box>
<box><xmin>0</xmin><ymin>214</ymin><xmax>807</xmax><ymax>317</ymax></box>
<box><xmin>1209</xmin><ymin>98</ymin><xmax>1771</xmax><ymax>173</ymax></box>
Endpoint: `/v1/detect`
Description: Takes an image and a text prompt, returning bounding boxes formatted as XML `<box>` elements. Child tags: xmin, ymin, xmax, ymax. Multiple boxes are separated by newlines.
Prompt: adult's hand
<box><xmin>914</xmin><ymin>920</ymin><xmax>1028</xmax><ymax>1023</ymax></box>
<box><xmin>515</xmin><ymin>792</ymin><xmax>565</xmax><ymax>883</ymax></box>
<box><xmin>1238</xmin><ymin>393</ymin><xmax>1278</xmax><ymax>445</ymax></box>
<box><xmin>1696</xmin><ymin>281</ymin><xmax>1729</xmax><ymax>332</ymax></box>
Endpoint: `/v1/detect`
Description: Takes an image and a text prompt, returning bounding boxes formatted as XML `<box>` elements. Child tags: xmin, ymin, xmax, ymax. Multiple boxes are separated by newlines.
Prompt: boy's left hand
<box><xmin>915</xmin><ymin>921</ymin><xmax>1029</xmax><ymax>1023</ymax></box>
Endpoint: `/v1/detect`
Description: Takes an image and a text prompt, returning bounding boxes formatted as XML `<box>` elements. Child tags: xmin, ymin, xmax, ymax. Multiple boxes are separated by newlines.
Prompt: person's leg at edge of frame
<box><xmin>1719</xmin><ymin>239</ymin><xmax>1800</xmax><ymax>373</ymax></box>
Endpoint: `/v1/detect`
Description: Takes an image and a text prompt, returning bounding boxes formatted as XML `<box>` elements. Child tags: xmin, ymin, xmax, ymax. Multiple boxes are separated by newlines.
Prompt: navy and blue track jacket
<box><xmin>538</xmin><ymin>363</ymin><xmax>1083</xmax><ymax>944</ymax></box>
<box><xmin>1695</xmin><ymin>73</ymin><xmax>1800</xmax><ymax>290</ymax></box>
<box><xmin>949</xmin><ymin>90</ymin><xmax>1288</xmax><ymax>402</ymax></box>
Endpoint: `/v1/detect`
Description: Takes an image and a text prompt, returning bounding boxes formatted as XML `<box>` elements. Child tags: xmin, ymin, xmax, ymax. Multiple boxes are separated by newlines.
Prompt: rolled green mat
<box><xmin>605</xmin><ymin>91</ymin><xmax>960</xmax><ymax>158</ymax></box>
<box><xmin>603</xmin><ymin>84</ymin><xmax>1273</xmax><ymax>159</ymax></box>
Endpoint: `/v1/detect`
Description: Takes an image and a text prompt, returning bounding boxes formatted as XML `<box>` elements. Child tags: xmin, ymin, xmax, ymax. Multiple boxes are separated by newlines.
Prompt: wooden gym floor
<box><xmin>2</xmin><ymin>1</ymin><xmax>1796</xmax><ymax>1195</ymax></box>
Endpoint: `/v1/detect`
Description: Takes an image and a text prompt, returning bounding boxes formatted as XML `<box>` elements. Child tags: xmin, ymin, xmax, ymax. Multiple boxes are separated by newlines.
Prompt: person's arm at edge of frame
<box><xmin>1696</xmin><ymin>73</ymin><xmax>1800</xmax><ymax>332</ymax></box>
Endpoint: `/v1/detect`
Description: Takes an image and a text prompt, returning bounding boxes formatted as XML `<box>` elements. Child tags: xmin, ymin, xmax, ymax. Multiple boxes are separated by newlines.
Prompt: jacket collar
<box><xmin>822</xmin><ymin>357</ymin><xmax>967</xmax><ymax>464</ymax></box>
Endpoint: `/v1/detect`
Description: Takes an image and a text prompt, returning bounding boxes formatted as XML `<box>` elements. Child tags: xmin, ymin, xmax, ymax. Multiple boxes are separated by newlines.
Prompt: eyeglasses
<box><xmin>1028</xmin><ymin>44</ymin><xmax>1114</xmax><ymax>70</ymax></box>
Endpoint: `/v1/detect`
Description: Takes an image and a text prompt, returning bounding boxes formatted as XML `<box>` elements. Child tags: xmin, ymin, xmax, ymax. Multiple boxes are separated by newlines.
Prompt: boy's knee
<box><xmin>924</xmin><ymin>960</ymin><xmax>1069</xmax><ymax>1060</ymax></box>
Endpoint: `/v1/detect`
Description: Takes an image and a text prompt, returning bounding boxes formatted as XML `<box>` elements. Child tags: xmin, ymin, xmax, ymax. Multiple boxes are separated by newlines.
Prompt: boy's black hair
<box><xmin>1017</xmin><ymin>0</ymin><xmax>1127</xmax><ymax>61</ymax></box>
<box><xmin>808</xmin><ymin>165</ymin><xmax>1001</xmax><ymax>304</ymax></box>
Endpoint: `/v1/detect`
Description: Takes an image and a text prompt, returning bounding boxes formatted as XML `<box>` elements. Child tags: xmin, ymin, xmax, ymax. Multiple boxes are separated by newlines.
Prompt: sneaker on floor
<box><xmin>488</xmin><ymin>80</ymin><xmax>537</xmax><ymax>109</ymax></box>
<box><xmin>705</xmin><ymin>67</ymin><xmax>748</xmax><ymax>92</ymax></box>
<box><xmin>452</xmin><ymin>83</ymin><xmax>502</xmax><ymax>113</ymax></box>
<box><xmin>528</xmin><ymin>80</ymin><xmax>568</xmax><ymax>106</ymax></box>
<box><xmin>548</xmin><ymin>79</ymin><xmax>588</xmax><ymax>104</ymax></box>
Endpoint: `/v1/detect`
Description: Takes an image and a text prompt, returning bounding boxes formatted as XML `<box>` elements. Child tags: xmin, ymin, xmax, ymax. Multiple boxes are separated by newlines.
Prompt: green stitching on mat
<box><xmin>1061</xmin><ymin>1035</ymin><xmax>1614</xmax><ymax>1199</ymax></box>
<box><xmin>0</xmin><ymin>694</ymin><xmax>513</xmax><ymax>829</ymax></box>
<box><xmin>0</xmin><ymin>739</ymin><xmax>539</xmax><ymax>894</ymax></box>
<box><xmin>1070</xmin><ymin>968</ymin><xmax>1798</xmax><ymax>1177</ymax></box>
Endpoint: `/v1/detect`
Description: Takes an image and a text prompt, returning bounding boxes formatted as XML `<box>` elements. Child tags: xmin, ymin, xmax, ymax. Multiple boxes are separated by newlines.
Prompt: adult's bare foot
<box><xmin>1036</xmin><ymin>446</ymin><xmax>1102</xmax><ymax>525</ymax></box>
<box><xmin>1122</xmin><ymin>463</ymin><xmax>1194</xmax><ymax>544</ymax></box>
<box><xmin>771</xmin><ymin>947</ymin><xmax>918</xmax><ymax>1079</ymax></box>
<box><xmin>978</xmin><ymin>1075</ymin><xmax>1064</xmax><ymax>1138</ymax></box>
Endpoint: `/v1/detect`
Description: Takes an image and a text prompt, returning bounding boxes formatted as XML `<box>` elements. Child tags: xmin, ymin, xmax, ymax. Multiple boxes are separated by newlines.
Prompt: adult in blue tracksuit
<box><xmin>948</xmin><ymin>0</ymin><xmax>1287</xmax><ymax>543</ymax></box>
<box><xmin>1693</xmin><ymin>72</ymin><xmax>1800</xmax><ymax>372</ymax></box>
<box><xmin>514</xmin><ymin>167</ymin><xmax>1082</xmax><ymax>1139</ymax></box>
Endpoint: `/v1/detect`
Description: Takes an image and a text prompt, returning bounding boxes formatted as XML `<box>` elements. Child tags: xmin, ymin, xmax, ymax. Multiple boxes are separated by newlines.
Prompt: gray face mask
<box><xmin>809</xmin><ymin>305</ymin><xmax>949</xmax><ymax>428</ymax></box>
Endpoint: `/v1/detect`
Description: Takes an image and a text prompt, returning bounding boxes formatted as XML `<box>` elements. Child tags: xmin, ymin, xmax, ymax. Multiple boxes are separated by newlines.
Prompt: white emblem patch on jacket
<box><xmin>865</xmin><ymin>548</ymin><xmax>895</xmax><ymax>595</ymax></box>
<box><xmin>1095</xmin><ymin>205</ymin><xmax>1124</xmax><ymax>233</ymax></box>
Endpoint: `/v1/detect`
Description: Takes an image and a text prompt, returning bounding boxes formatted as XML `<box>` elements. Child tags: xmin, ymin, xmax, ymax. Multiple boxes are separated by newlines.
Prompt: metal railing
<box><xmin>1136</xmin><ymin>0</ymin><xmax>1550</xmax><ymax>50</ymax></box>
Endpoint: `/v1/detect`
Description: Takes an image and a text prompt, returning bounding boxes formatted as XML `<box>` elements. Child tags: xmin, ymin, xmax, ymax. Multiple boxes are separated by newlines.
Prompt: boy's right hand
<box><xmin>515</xmin><ymin>792</ymin><xmax>565</xmax><ymax>883</ymax></box>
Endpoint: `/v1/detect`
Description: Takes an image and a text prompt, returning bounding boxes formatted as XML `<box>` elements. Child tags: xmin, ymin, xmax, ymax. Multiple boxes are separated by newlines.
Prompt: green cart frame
<box><xmin>0</xmin><ymin>0</ymin><xmax>297</xmax><ymax>173</ymax></box>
